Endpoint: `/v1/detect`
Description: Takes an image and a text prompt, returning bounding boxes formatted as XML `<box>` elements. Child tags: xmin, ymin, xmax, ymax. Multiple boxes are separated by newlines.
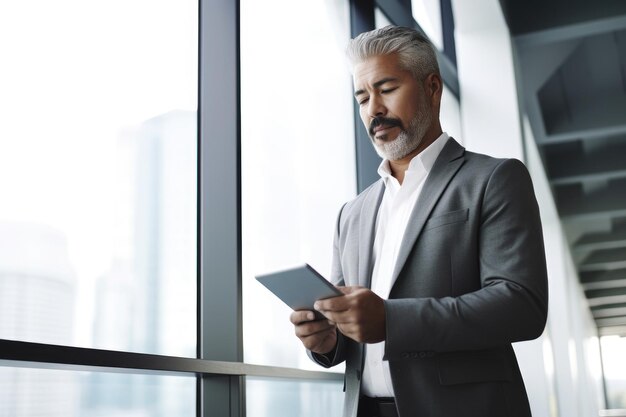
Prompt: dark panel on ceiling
<box><xmin>499</xmin><ymin>0</ymin><xmax>626</xmax><ymax>35</ymax></box>
<box><xmin>536</xmin><ymin>30</ymin><xmax>626</xmax><ymax>135</ymax></box>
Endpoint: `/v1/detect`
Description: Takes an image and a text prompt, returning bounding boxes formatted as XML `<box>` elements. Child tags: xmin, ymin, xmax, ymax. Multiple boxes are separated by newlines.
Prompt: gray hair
<box><xmin>346</xmin><ymin>25</ymin><xmax>440</xmax><ymax>81</ymax></box>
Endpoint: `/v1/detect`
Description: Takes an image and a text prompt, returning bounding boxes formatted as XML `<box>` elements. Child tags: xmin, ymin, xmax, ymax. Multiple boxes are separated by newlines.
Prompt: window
<box><xmin>0</xmin><ymin>0</ymin><xmax>198</xmax><ymax>414</ymax></box>
<box><xmin>411</xmin><ymin>0</ymin><xmax>444</xmax><ymax>49</ymax></box>
<box><xmin>601</xmin><ymin>335</ymin><xmax>626</xmax><ymax>408</ymax></box>
<box><xmin>440</xmin><ymin>85</ymin><xmax>463</xmax><ymax>143</ymax></box>
<box><xmin>375</xmin><ymin>7</ymin><xmax>393</xmax><ymax>28</ymax></box>
<box><xmin>0</xmin><ymin>367</ymin><xmax>194</xmax><ymax>417</ymax></box>
<box><xmin>246</xmin><ymin>377</ymin><xmax>343</xmax><ymax>417</ymax></box>
<box><xmin>0</xmin><ymin>0</ymin><xmax>197</xmax><ymax>356</ymax></box>
<box><xmin>241</xmin><ymin>0</ymin><xmax>355</xmax><ymax>370</ymax></box>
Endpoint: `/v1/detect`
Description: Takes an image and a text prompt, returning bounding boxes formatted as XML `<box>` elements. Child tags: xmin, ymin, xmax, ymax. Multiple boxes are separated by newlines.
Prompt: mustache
<box><xmin>369</xmin><ymin>116</ymin><xmax>404</xmax><ymax>136</ymax></box>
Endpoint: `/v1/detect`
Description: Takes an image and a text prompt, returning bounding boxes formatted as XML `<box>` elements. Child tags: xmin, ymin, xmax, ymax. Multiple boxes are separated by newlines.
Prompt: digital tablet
<box><xmin>255</xmin><ymin>264</ymin><xmax>342</xmax><ymax>320</ymax></box>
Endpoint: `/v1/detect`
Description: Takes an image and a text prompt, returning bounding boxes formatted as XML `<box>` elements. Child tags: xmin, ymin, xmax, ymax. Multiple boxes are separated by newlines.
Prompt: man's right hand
<box><xmin>290</xmin><ymin>310</ymin><xmax>337</xmax><ymax>355</ymax></box>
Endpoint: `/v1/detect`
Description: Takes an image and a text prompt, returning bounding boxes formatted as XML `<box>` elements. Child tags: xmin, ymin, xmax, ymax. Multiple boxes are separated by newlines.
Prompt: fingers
<box><xmin>302</xmin><ymin>328</ymin><xmax>337</xmax><ymax>354</ymax></box>
<box><xmin>294</xmin><ymin>319</ymin><xmax>335</xmax><ymax>339</ymax></box>
<box><xmin>291</xmin><ymin>310</ymin><xmax>335</xmax><ymax>339</ymax></box>
<box><xmin>315</xmin><ymin>287</ymin><xmax>386</xmax><ymax>344</ymax></box>
<box><xmin>314</xmin><ymin>286</ymin><xmax>364</xmax><ymax>312</ymax></box>
<box><xmin>290</xmin><ymin>286</ymin><xmax>385</xmax><ymax>351</ymax></box>
<box><xmin>314</xmin><ymin>286</ymin><xmax>367</xmax><ymax>320</ymax></box>
<box><xmin>290</xmin><ymin>310</ymin><xmax>316</xmax><ymax>325</ymax></box>
<box><xmin>291</xmin><ymin>312</ymin><xmax>338</xmax><ymax>354</ymax></box>
<box><xmin>337</xmin><ymin>286</ymin><xmax>360</xmax><ymax>295</ymax></box>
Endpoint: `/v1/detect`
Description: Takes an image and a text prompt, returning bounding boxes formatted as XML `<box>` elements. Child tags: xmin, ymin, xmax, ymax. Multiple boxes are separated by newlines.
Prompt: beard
<box><xmin>369</xmin><ymin>102</ymin><xmax>432</xmax><ymax>161</ymax></box>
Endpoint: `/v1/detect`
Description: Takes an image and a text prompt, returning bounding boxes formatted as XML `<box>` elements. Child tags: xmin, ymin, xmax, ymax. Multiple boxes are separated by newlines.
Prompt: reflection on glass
<box><xmin>246</xmin><ymin>377</ymin><xmax>343</xmax><ymax>417</ymax></box>
<box><xmin>0</xmin><ymin>1</ymin><xmax>197</xmax><ymax>356</ymax></box>
<box><xmin>0</xmin><ymin>367</ymin><xmax>194</xmax><ymax>417</ymax></box>
<box><xmin>375</xmin><ymin>7</ymin><xmax>393</xmax><ymax>28</ymax></box>
<box><xmin>601</xmin><ymin>335</ymin><xmax>626</xmax><ymax>408</ymax></box>
<box><xmin>410</xmin><ymin>0</ymin><xmax>444</xmax><ymax>49</ymax></box>
<box><xmin>440</xmin><ymin>86</ymin><xmax>463</xmax><ymax>143</ymax></box>
<box><xmin>241</xmin><ymin>0</ymin><xmax>355</xmax><ymax>370</ymax></box>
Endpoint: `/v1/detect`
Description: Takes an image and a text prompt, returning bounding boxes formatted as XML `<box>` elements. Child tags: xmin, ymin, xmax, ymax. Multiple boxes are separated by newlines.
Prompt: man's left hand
<box><xmin>314</xmin><ymin>286</ymin><xmax>386</xmax><ymax>344</ymax></box>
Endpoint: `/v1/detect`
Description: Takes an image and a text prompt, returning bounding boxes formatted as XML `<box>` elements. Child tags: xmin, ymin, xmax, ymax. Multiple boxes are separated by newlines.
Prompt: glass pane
<box><xmin>0</xmin><ymin>2</ymin><xmax>197</xmax><ymax>356</ymax></box>
<box><xmin>601</xmin><ymin>335</ymin><xmax>626</xmax><ymax>408</ymax></box>
<box><xmin>246</xmin><ymin>377</ymin><xmax>343</xmax><ymax>417</ymax></box>
<box><xmin>241</xmin><ymin>0</ymin><xmax>355</xmax><ymax>369</ymax></box>
<box><xmin>411</xmin><ymin>0</ymin><xmax>444</xmax><ymax>49</ymax></box>
<box><xmin>375</xmin><ymin>7</ymin><xmax>393</xmax><ymax>28</ymax></box>
<box><xmin>0</xmin><ymin>367</ymin><xmax>195</xmax><ymax>417</ymax></box>
<box><xmin>440</xmin><ymin>85</ymin><xmax>463</xmax><ymax>144</ymax></box>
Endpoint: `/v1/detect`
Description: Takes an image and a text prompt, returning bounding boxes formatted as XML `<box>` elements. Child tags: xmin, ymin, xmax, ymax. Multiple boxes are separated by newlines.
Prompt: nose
<box><xmin>367</xmin><ymin>94</ymin><xmax>386</xmax><ymax>119</ymax></box>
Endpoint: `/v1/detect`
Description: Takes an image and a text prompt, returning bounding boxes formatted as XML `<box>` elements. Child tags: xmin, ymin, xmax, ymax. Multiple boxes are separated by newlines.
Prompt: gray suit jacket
<box><xmin>311</xmin><ymin>138</ymin><xmax>548</xmax><ymax>417</ymax></box>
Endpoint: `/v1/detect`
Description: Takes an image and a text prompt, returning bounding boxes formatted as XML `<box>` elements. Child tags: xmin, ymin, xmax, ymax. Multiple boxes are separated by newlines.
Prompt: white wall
<box><xmin>452</xmin><ymin>0</ymin><xmax>605</xmax><ymax>416</ymax></box>
<box><xmin>523</xmin><ymin>117</ymin><xmax>606</xmax><ymax>417</ymax></box>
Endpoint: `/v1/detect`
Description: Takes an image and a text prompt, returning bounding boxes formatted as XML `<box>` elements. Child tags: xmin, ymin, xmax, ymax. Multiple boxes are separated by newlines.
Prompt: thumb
<box><xmin>338</xmin><ymin>285</ymin><xmax>364</xmax><ymax>295</ymax></box>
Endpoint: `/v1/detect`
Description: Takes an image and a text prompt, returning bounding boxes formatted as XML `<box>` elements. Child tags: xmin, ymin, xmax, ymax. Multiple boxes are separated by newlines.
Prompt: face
<box><xmin>353</xmin><ymin>53</ymin><xmax>439</xmax><ymax>161</ymax></box>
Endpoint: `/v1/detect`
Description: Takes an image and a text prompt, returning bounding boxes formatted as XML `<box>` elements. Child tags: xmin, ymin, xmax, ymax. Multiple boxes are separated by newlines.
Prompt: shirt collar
<box><xmin>377</xmin><ymin>132</ymin><xmax>450</xmax><ymax>181</ymax></box>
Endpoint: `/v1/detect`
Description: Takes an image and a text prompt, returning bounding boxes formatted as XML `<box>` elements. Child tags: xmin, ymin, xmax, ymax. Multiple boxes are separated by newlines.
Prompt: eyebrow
<box><xmin>354</xmin><ymin>77</ymin><xmax>399</xmax><ymax>97</ymax></box>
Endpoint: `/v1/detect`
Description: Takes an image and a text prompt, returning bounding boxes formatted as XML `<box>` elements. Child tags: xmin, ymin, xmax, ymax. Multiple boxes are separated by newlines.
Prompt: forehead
<box><xmin>353</xmin><ymin>53</ymin><xmax>411</xmax><ymax>87</ymax></box>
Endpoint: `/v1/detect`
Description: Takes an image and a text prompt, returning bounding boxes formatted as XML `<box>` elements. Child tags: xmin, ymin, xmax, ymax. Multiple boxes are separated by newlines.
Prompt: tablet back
<box><xmin>255</xmin><ymin>264</ymin><xmax>341</xmax><ymax>316</ymax></box>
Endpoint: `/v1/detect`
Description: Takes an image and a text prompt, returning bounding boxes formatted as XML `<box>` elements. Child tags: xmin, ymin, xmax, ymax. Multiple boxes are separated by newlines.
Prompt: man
<box><xmin>290</xmin><ymin>25</ymin><xmax>548</xmax><ymax>417</ymax></box>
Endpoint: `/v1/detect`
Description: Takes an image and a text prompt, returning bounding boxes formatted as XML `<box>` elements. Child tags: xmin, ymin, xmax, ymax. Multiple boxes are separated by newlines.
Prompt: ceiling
<box><xmin>499</xmin><ymin>0</ymin><xmax>626</xmax><ymax>336</ymax></box>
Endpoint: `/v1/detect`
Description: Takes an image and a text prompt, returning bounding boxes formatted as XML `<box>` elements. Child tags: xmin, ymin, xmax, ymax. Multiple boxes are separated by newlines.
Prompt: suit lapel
<box><xmin>390</xmin><ymin>139</ymin><xmax>466</xmax><ymax>287</ymax></box>
<box><xmin>358</xmin><ymin>180</ymin><xmax>385</xmax><ymax>288</ymax></box>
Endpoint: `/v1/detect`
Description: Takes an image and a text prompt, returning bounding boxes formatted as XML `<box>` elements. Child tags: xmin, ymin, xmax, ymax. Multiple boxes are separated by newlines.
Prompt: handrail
<box><xmin>0</xmin><ymin>338</ymin><xmax>342</xmax><ymax>381</ymax></box>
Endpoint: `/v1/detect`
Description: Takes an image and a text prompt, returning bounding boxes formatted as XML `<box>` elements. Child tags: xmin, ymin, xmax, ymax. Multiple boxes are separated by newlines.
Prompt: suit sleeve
<box><xmin>384</xmin><ymin>159</ymin><xmax>548</xmax><ymax>359</ymax></box>
<box><xmin>308</xmin><ymin>203</ymin><xmax>349</xmax><ymax>368</ymax></box>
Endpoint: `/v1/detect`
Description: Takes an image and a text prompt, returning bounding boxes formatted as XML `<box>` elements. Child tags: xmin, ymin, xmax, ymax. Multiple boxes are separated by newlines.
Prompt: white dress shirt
<box><xmin>361</xmin><ymin>132</ymin><xmax>450</xmax><ymax>398</ymax></box>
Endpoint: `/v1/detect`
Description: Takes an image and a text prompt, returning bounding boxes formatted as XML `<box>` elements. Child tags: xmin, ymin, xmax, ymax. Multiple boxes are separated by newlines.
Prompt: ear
<box><xmin>424</xmin><ymin>73</ymin><xmax>443</xmax><ymax>104</ymax></box>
